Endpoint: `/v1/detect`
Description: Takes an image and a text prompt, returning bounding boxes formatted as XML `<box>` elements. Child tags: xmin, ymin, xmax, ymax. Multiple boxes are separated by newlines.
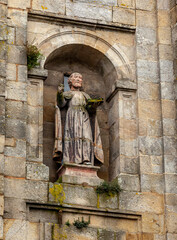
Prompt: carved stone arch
<box><xmin>38</xmin><ymin>30</ymin><xmax>132</xmax><ymax>88</ymax></box>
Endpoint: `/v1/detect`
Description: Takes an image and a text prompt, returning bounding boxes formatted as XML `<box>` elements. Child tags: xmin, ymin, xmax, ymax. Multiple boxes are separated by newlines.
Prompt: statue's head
<box><xmin>68</xmin><ymin>72</ymin><xmax>83</xmax><ymax>90</ymax></box>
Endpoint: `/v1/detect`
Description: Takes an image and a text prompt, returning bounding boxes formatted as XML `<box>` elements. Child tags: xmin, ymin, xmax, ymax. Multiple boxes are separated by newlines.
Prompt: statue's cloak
<box><xmin>53</xmin><ymin>91</ymin><xmax>104</xmax><ymax>166</ymax></box>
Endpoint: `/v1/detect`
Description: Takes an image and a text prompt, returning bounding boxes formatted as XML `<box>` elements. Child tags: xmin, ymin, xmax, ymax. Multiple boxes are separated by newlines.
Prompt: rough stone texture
<box><xmin>26</xmin><ymin>163</ymin><xmax>49</xmax><ymax>181</ymax></box>
<box><xmin>0</xmin><ymin>196</ymin><xmax>4</xmax><ymax>216</ymax></box>
<box><xmin>118</xmin><ymin>174</ymin><xmax>140</xmax><ymax>192</ymax></box>
<box><xmin>66</xmin><ymin>2</ymin><xmax>112</xmax><ymax>22</ymax></box>
<box><xmin>119</xmin><ymin>192</ymin><xmax>164</xmax><ymax>214</ymax></box>
<box><xmin>113</xmin><ymin>7</ymin><xmax>135</xmax><ymax>25</ymax></box>
<box><xmin>4</xmin><ymin>219</ymin><xmax>26</xmax><ymax>240</ymax></box>
<box><xmin>25</xmin><ymin>180</ymin><xmax>48</xmax><ymax>202</ymax></box>
<box><xmin>0</xmin><ymin>216</ymin><xmax>3</xmax><ymax>239</ymax></box>
<box><xmin>4</xmin><ymin>178</ymin><xmax>25</xmax><ymax>199</ymax></box>
<box><xmin>5</xmin><ymin>139</ymin><xmax>26</xmax><ymax>158</ymax></box>
<box><xmin>0</xmin><ymin>175</ymin><xmax>4</xmax><ymax>195</ymax></box>
<box><xmin>4</xmin><ymin>197</ymin><xmax>26</xmax><ymax>220</ymax></box>
<box><xmin>4</xmin><ymin>156</ymin><xmax>25</xmax><ymax>178</ymax></box>
<box><xmin>6</xmin><ymin>81</ymin><xmax>27</xmax><ymax>101</ymax></box>
<box><xmin>32</xmin><ymin>0</ymin><xmax>65</xmax><ymax>14</ymax></box>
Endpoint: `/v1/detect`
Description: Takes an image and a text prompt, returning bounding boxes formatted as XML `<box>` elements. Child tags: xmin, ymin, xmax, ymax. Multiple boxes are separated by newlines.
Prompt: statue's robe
<box><xmin>53</xmin><ymin>90</ymin><xmax>104</xmax><ymax>165</ymax></box>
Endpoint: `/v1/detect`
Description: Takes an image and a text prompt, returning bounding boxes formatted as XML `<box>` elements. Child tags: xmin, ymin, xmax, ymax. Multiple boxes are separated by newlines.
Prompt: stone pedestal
<box><xmin>57</xmin><ymin>163</ymin><xmax>103</xmax><ymax>186</ymax></box>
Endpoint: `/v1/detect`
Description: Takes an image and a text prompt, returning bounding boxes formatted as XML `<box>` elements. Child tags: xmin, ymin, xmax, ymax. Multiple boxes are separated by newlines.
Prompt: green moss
<box><xmin>49</xmin><ymin>183</ymin><xmax>65</xmax><ymax>205</ymax></box>
<box><xmin>96</xmin><ymin>180</ymin><xmax>121</xmax><ymax>197</ymax></box>
<box><xmin>73</xmin><ymin>217</ymin><xmax>90</xmax><ymax>229</ymax></box>
<box><xmin>65</xmin><ymin>220</ymin><xmax>71</xmax><ymax>227</ymax></box>
<box><xmin>27</xmin><ymin>44</ymin><xmax>42</xmax><ymax>70</ymax></box>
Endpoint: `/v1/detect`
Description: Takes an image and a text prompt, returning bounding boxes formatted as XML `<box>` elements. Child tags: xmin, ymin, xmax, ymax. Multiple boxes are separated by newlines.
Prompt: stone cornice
<box><xmin>28</xmin><ymin>11</ymin><xmax>136</xmax><ymax>33</ymax></box>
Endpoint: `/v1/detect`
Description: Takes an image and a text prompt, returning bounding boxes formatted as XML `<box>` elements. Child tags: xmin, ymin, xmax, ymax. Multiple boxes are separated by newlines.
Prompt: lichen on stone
<box><xmin>49</xmin><ymin>183</ymin><xmax>65</xmax><ymax>205</ymax></box>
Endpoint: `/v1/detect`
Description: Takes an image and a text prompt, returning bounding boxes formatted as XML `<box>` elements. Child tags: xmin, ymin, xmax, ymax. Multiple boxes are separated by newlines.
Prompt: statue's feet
<box><xmin>82</xmin><ymin>160</ymin><xmax>92</xmax><ymax>165</ymax></box>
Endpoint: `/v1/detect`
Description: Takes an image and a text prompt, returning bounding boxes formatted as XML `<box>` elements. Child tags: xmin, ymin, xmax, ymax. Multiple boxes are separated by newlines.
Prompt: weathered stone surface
<box><xmin>118</xmin><ymin>174</ymin><xmax>140</xmax><ymax>191</ymax></box>
<box><xmin>4</xmin><ymin>156</ymin><xmax>25</xmax><ymax>178</ymax></box>
<box><xmin>6</xmin><ymin>118</ymin><xmax>26</xmax><ymax>139</ymax></box>
<box><xmin>157</xmin><ymin>0</ymin><xmax>176</xmax><ymax>10</ymax></box>
<box><xmin>66</xmin><ymin>2</ymin><xmax>112</xmax><ymax>22</ymax></box>
<box><xmin>6</xmin><ymin>81</ymin><xmax>27</xmax><ymax>101</ymax></box>
<box><xmin>136</xmin><ymin>0</ymin><xmax>156</xmax><ymax>11</ymax></box>
<box><xmin>5</xmin><ymin>139</ymin><xmax>26</xmax><ymax>158</ymax></box>
<box><xmin>25</xmin><ymin>180</ymin><xmax>48</xmax><ymax>202</ymax></box>
<box><xmin>160</xmin><ymin>60</ymin><xmax>174</xmax><ymax>82</ymax></box>
<box><xmin>26</xmin><ymin>163</ymin><xmax>49</xmax><ymax>181</ymax></box>
<box><xmin>139</xmin><ymin>136</ymin><xmax>163</xmax><ymax>156</ymax></box>
<box><xmin>167</xmin><ymin>233</ymin><xmax>177</xmax><ymax>240</ymax></box>
<box><xmin>32</xmin><ymin>0</ymin><xmax>65</xmax><ymax>14</ymax></box>
<box><xmin>164</xmin><ymin>155</ymin><xmax>177</xmax><ymax>173</ymax></box>
<box><xmin>139</xmin><ymin>100</ymin><xmax>161</xmax><ymax>120</ymax></box>
<box><xmin>119</xmin><ymin>192</ymin><xmax>164</xmax><ymax>214</ymax></box>
<box><xmin>0</xmin><ymin>175</ymin><xmax>3</xmax><ymax>194</ymax></box>
<box><xmin>7</xmin><ymin>26</ymin><xmax>15</xmax><ymax>45</ymax></box>
<box><xmin>0</xmin><ymin>78</ymin><xmax>5</xmax><ymax>95</ymax></box>
<box><xmin>138</xmin><ymin>82</ymin><xmax>160</xmax><ymax>101</ymax></box>
<box><xmin>49</xmin><ymin>183</ymin><xmax>97</xmax><ymax>207</ymax></box>
<box><xmin>4</xmin><ymin>178</ymin><xmax>25</xmax><ymax>199</ymax></box>
<box><xmin>141</xmin><ymin>174</ymin><xmax>164</xmax><ymax>194</ymax></box>
<box><xmin>165</xmin><ymin>174</ymin><xmax>177</xmax><ymax>194</ymax></box>
<box><xmin>16</xmin><ymin>27</ymin><xmax>27</xmax><ymax>46</ymax></box>
<box><xmin>159</xmin><ymin>44</ymin><xmax>173</xmax><ymax>60</ymax></box>
<box><xmin>162</xmin><ymin>100</ymin><xmax>176</xmax><ymax>119</ymax></box>
<box><xmin>166</xmin><ymin>210</ymin><xmax>177</xmax><ymax>234</ymax></box>
<box><xmin>140</xmin><ymin>155</ymin><xmax>163</xmax><ymax>174</ymax></box>
<box><xmin>0</xmin><ymin>154</ymin><xmax>4</xmax><ymax>174</ymax></box>
<box><xmin>142</xmin><ymin>213</ymin><xmax>164</xmax><ymax>234</ymax></box>
<box><xmin>6</xmin><ymin>63</ymin><xmax>16</xmax><ymax>81</ymax></box>
<box><xmin>4</xmin><ymin>197</ymin><xmax>26</xmax><ymax>220</ymax></box>
<box><xmin>7</xmin><ymin>9</ymin><xmax>27</xmax><ymax>28</ymax></box>
<box><xmin>166</xmin><ymin>193</ymin><xmax>177</xmax><ymax>212</ymax></box>
<box><xmin>136</xmin><ymin>10</ymin><xmax>156</xmax><ymax>27</ymax></box>
<box><xmin>137</xmin><ymin>60</ymin><xmax>158</xmax><ymax>82</ymax></box>
<box><xmin>137</xmin><ymin>27</ymin><xmax>157</xmax><ymax>45</ymax></box>
<box><xmin>7</xmin><ymin>45</ymin><xmax>26</xmax><ymax>65</ymax></box>
<box><xmin>120</xmin><ymin>156</ymin><xmax>139</xmax><ymax>174</ymax></box>
<box><xmin>74</xmin><ymin>0</ymin><xmax>117</xmax><ymax>6</ymax></box>
<box><xmin>0</xmin><ymin>60</ymin><xmax>6</xmax><ymax>78</ymax></box>
<box><xmin>8</xmin><ymin>0</ymin><xmax>30</xmax><ymax>9</ymax></box>
<box><xmin>6</xmin><ymin>101</ymin><xmax>27</xmax><ymax>121</ymax></box>
<box><xmin>137</xmin><ymin>43</ymin><xmax>157</xmax><ymax>61</ymax></box>
<box><xmin>0</xmin><ymin>195</ymin><xmax>3</xmax><ymax>216</ymax></box>
<box><xmin>113</xmin><ymin>7</ymin><xmax>135</xmax><ymax>26</ymax></box>
<box><xmin>163</xmin><ymin>119</ymin><xmax>176</xmax><ymax>136</ymax></box>
<box><xmin>61</xmin><ymin>174</ymin><xmax>103</xmax><ymax>187</ymax></box>
<box><xmin>18</xmin><ymin>65</ymin><xmax>27</xmax><ymax>82</ymax></box>
<box><xmin>0</xmin><ymin>135</ymin><xmax>4</xmax><ymax>153</ymax></box>
<box><xmin>0</xmin><ymin>216</ymin><xmax>3</xmax><ymax>239</ymax></box>
<box><xmin>4</xmin><ymin>219</ymin><xmax>26</xmax><ymax>240</ymax></box>
<box><xmin>164</xmin><ymin>137</ymin><xmax>177</xmax><ymax>156</ymax></box>
<box><xmin>98</xmin><ymin>193</ymin><xmax>119</xmax><ymax>209</ymax></box>
<box><xmin>158</xmin><ymin>27</ymin><xmax>172</xmax><ymax>44</ymax></box>
<box><xmin>120</xmin><ymin>139</ymin><xmax>138</xmax><ymax>157</ymax></box>
<box><xmin>118</xmin><ymin>0</ymin><xmax>135</xmax><ymax>8</ymax></box>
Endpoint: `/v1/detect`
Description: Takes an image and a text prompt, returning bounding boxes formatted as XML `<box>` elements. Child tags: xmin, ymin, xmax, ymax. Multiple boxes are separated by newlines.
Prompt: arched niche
<box><xmin>39</xmin><ymin>31</ymin><xmax>132</xmax><ymax>182</ymax></box>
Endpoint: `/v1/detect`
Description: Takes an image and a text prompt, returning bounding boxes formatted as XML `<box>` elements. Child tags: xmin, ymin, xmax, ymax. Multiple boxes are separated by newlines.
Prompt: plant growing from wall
<box><xmin>27</xmin><ymin>44</ymin><xmax>42</xmax><ymax>70</ymax></box>
<box><xmin>73</xmin><ymin>217</ymin><xmax>90</xmax><ymax>229</ymax></box>
<box><xmin>96</xmin><ymin>180</ymin><xmax>121</xmax><ymax>197</ymax></box>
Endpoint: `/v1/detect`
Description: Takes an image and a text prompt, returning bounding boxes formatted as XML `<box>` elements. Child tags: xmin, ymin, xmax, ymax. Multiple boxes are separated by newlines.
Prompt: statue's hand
<box><xmin>58</xmin><ymin>84</ymin><xmax>64</xmax><ymax>94</ymax></box>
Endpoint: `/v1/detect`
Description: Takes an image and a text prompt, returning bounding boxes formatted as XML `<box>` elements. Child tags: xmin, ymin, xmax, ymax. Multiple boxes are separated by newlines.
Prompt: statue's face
<box><xmin>71</xmin><ymin>73</ymin><xmax>83</xmax><ymax>89</ymax></box>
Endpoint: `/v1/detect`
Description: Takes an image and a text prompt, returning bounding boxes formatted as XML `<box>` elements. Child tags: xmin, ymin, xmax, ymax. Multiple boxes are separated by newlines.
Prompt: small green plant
<box><xmin>73</xmin><ymin>217</ymin><xmax>90</xmax><ymax>229</ymax></box>
<box><xmin>65</xmin><ymin>220</ymin><xmax>71</xmax><ymax>227</ymax></box>
<box><xmin>96</xmin><ymin>180</ymin><xmax>121</xmax><ymax>197</ymax></box>
<box><xmin>27</xmin><ymin>44</ymin><xmax>42</xmax><ymax>70</ymax></box>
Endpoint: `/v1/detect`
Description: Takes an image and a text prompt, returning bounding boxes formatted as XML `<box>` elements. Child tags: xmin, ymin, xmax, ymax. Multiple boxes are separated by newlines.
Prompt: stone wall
<box><xmin>1</xmin><ymin>0</ymin><xmax>177</xmax><ymax>239</ymax></box>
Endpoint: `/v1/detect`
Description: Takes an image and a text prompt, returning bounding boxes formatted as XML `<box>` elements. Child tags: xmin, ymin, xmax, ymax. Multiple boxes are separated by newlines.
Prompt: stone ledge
<box><xmin>57</xmin><ymin>163</ymin><xmax>103</xmax><ymax>186</ymax></box>
<box><xmin>106</xmin><ymin>79</ymin><xmax>137</xmax><ymax>102</ymax></box>
<box><xmin>28</xmin><ymin>68</ymin><xmax>48</xmax><ymax>80</ymax></box>
<box><xmin>28</xmin><ymin>11</ymin><xmax>136</xmax><ymax>32</ymax></box>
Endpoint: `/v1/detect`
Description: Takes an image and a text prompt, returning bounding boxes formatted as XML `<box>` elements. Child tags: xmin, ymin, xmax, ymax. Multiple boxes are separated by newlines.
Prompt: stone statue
<box><xmin>53</xmin><ymin>72</ymin><xmax>104</xmax><ymax>166</ymax></box>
